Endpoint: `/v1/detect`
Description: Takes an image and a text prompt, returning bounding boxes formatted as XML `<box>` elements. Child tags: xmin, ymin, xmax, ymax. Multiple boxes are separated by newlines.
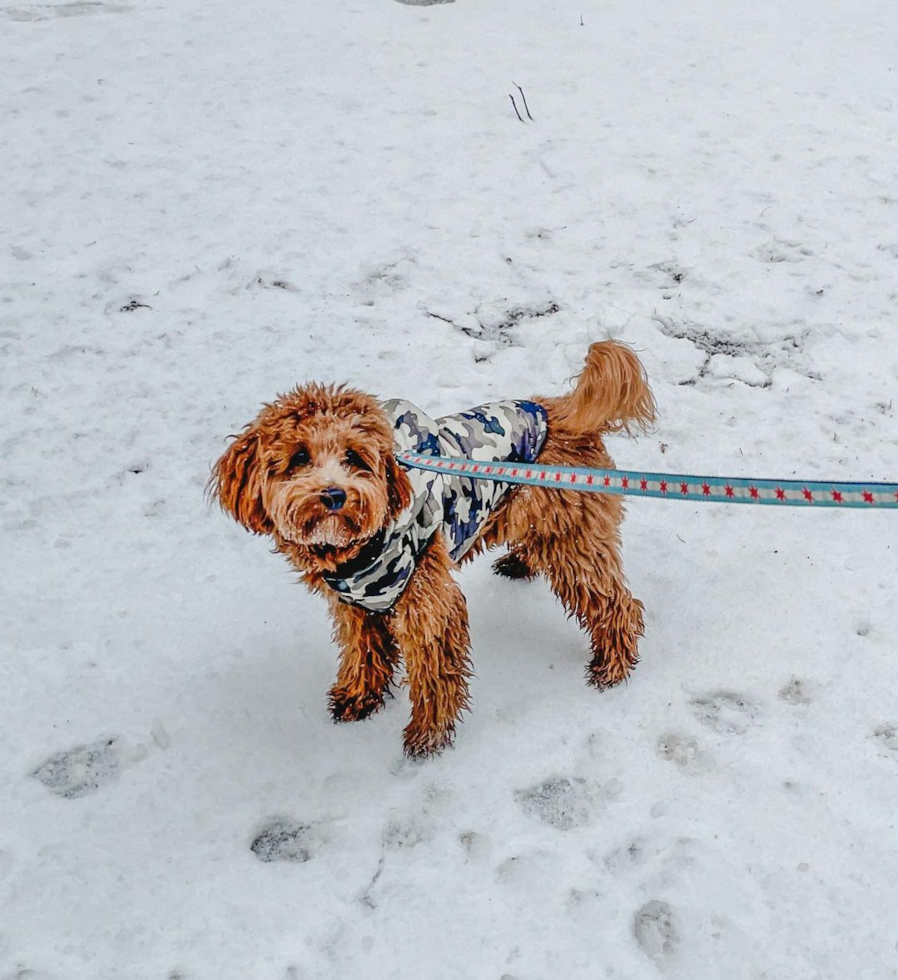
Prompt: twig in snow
<box><xmin>509</xmin><ymin>93</ymin><xmax>524</xmax><ymax>123</ymax></box>
<box><xmin>512</xmin><ymin>82</ymin><xmax>533</xmax><ymax>120</ymax></box>
<box><xmin>426</xmin><ymin>310</ymin><xmax>456</xmax><ymax>325</ymax></box>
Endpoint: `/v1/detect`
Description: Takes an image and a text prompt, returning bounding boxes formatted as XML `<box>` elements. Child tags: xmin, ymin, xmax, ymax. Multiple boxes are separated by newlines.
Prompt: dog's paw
<box><xmin>586</xmin><ymin>659</ymin><xmax>636</xmax><ymax>690</ymax></box>
<box><xmin>402</xmin><ymin>724</ymin><xmax>455</xmax><ymax>760</ymax></box>
<box><xmin>492</xmin><ymin>551</ymin><xmax>535</xmax><ymax>580</ymax></box>
<box><xmin>328</xmin><ymin>687</ymin><xmax>387</xmax><ymax>723</ymax></box>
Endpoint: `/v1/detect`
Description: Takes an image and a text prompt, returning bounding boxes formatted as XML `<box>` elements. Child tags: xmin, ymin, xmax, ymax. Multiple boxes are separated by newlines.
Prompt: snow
<box><xmin>2</xmin><ymin>0</ymin><xmax>898</xmax><ymax>976</ymax></box>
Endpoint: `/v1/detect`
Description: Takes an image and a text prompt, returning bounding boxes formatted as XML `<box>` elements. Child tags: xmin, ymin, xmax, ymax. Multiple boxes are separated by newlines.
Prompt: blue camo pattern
<box><xmin>321</xmin><ymin>399</ymin><xmax>548</xmax><ymax>612</ymax></box>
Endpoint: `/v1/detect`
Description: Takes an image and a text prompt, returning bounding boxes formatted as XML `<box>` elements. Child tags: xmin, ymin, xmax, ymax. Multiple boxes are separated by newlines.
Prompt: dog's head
<box><xmin>210</xmin><ymin>385</ymin><xmax>412</xmax><ymax>568</ymax></box>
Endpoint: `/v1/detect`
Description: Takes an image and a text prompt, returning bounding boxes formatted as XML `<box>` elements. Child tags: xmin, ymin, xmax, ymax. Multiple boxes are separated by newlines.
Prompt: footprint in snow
<box><xmin>633</xmin><ymin>899</ymin><xmax>679</xmax><ymax>964</ymax></box>
<box><xmin>604</xmin><ymin>837</ymin><xmax>648</xmax><ymax>874</ymax></box>
<box><xmin>688</xmin><ymin>691</ymin><xmax>759</xmax><ymax>735</ymax></box>
<box><xmin>459</xmin><ymin>830</ymin><xmax>491</xmax><ymax>861</ymax></box>
<box><xmin>656</xmin><ymin>733</ymin><xmax>714</xmax><ymax>774</ymax></box>
<box><xmin>31</xmin><ymin>736</ymin><xmax>121</xmax><ymax>799</ymax></box>
<box><xmin>753</xmin><ymin>240</ymin><xmax>814</xmax><ymax>264</ymax></box>
<box><xmin>515</xmin><ymin>777</ymin><xmax>598</xmax><ymax>830</ymax></box>
<box><xmin>873</xmin><ymin>726</ymin><xmax>898</xmax><ymax>753</ymax></box>
<box><xmin>250</xmin><ymin>818</ymin><xmax>316</xmax><ymax>863</ymax></box>
<box><xmin>778</xmin><ymin>677</ymin><xmax>812</xmax><ymax>705</ymax></box>
<box><xmin>382</xmin><ymin>815</ymin><xmax>432</xmax><ymax>850</ymax></box>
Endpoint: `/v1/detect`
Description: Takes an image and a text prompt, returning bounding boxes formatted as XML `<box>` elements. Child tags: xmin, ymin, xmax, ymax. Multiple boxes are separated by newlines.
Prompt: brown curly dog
<box><xmin>211</xmin><ymin>341</ymin><xmax>655</xmax><ymax>758</ymax></box>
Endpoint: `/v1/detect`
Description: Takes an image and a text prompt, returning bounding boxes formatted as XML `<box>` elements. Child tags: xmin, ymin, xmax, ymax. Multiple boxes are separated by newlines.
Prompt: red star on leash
<box><xmin>831</xmin><ymin>489</ymin><xmax>843</xmax><ymax>503</ymax></box>
<box><xmin>775</xmin><ymin>488</ymin><xmax>786</xmax><ymax>500</ymax></box>
<box><xmin>863</xmin><ymin>490</ymin><xmax>874</xmax><ymax>504</ymax></box>
<box><xmin>702</xmin><ymin>483</ymin><xmax>711</xmax><ymax>496</ymax></box>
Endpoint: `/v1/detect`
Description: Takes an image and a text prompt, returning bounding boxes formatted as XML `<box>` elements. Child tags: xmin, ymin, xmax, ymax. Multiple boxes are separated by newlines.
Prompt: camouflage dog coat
<box><xmin>322</xmin><ymin>399</ymin><xmax>548</xmax><ymax>612</ymax></box>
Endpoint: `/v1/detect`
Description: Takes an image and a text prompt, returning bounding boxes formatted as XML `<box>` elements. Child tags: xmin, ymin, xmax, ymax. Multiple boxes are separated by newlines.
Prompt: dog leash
<box><xmin>397</xmin><ymin>452</ymin><xmax>898</xmax><ymax>509</ymax></box>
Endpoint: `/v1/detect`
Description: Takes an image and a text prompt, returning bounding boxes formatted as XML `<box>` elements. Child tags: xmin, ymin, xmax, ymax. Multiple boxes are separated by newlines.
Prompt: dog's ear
<box><xmin>385</xmin><ymin>453</ymin><xmax>413</xmax><ymax>517</ymax></box>
<box><xmin>210</xmin><ymin>429</ymin><xmax>273</xmax><ymax>534</ymax></box>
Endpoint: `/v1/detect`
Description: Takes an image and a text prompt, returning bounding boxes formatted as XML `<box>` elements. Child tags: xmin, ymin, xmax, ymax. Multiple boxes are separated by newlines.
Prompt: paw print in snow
<box><xmin>634</xmin><ymin>899</ymin><xmax>679</xmax><ymax>963</ymax></box>
<box><xmin>688</xmin><ymin>692</ymin><xmax>759</xmax><ymax>735</ymax></box>
<box><xmin>778</xmin><ymin>677</ymin><xmax>812</xmax><ymax>705</ymax></box>
<box><xmin>515</xmin><ymin>777</ymin><xmax>596</xmax><ymax>830</ymax></box>
<box><xmin>656</xmin><ymin>732</ymin><xmax>715</xmax><ymax>774</ymax></box>
<box><xmin>873</xmin><ymin>726</ymin><xmax>898</xmax><ymax>753</ymax></box>
<box><xmin>32</xmin><ymin>736</ymin><xmax>121</xmax><ymax>799</ymax></box>
<box><xmin>250</xmin><ymin>818</ymin><xmax>314</xmax><ymax>863</ymax></box>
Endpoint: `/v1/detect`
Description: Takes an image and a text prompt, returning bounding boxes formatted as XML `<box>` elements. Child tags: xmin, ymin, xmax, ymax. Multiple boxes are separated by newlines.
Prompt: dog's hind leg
<box><xmin>504</xmin><ymin>485</ymin><xmax>644</xmax><ymax>689</ymax></box>
<box><xmin>328</xmin><ymin>599</ymin><xmax>400</xmax><ymax>722</ymax></box>
<box><xmin>540</xmin><ymin>534</ymin><xmax>645</xmax><ymax>689</ymax></box>
<box><xmin>392</xmin><ymin>536</ymin><xmax>473</xmax><ymax>758</ymax></box>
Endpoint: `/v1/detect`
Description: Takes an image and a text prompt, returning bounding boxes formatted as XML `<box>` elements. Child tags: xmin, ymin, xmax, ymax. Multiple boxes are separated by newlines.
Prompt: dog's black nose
<box><xmin>321</xmin><ymin>487</ymin><xmax>347</xmax><ymax>511</ymax></box>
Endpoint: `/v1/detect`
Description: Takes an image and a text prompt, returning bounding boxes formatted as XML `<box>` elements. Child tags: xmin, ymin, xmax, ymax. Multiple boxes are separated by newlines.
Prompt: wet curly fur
<box><xmin>210</xmin><ymin>341</ymin><xmax>655</xmax><ymax>758</ymax></box>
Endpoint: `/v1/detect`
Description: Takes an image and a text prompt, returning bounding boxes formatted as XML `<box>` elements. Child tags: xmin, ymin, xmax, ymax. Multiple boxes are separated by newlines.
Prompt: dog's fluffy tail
<box><xmin>552</xmin><ymin>341</ymin><xmax>656</xmax><ymax>435</ymax></box>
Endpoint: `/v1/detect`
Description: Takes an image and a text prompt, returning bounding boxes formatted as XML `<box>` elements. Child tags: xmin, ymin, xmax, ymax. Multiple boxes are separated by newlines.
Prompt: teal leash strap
<box><xmin>397</xmin><ymin>452</ymin><xmax>898</xmax><ymax>509</ymax></box>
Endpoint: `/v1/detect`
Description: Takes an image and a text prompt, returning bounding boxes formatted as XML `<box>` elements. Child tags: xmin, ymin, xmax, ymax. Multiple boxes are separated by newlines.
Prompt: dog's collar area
<box><xmin>327</xmin><ymin>528</ymin><xmax>387</xmax><ymax>578</ymax></box>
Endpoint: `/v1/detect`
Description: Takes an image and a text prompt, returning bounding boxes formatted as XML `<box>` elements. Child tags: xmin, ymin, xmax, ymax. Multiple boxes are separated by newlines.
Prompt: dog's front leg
<box><xmin>327</xmin><ymin>598</ymin><xmax>399</xmax><ymax>723</ymax></box>
<box><xmin>392</xmin><ymin>537</ymin><xmax>472</xmax><ymax>758</ymax></box>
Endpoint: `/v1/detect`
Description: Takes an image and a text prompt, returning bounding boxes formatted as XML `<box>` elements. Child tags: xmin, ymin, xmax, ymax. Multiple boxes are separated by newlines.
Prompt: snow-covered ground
<box><xmin>2</xmin><ymin>0</ymin><xmax>898</xmax><ymax>976</ymax></box>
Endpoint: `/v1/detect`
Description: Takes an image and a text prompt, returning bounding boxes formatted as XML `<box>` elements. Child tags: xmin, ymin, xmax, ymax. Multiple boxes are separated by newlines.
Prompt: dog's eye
<box><xmin>287</xmin><ymin>448</ymin><xmax>309</xmax><ymax>471</ymax></box>
<box><xmin>344</xmin><ymin>449</ymin><xmax>369</xmax><ymax>470</ymax></box>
